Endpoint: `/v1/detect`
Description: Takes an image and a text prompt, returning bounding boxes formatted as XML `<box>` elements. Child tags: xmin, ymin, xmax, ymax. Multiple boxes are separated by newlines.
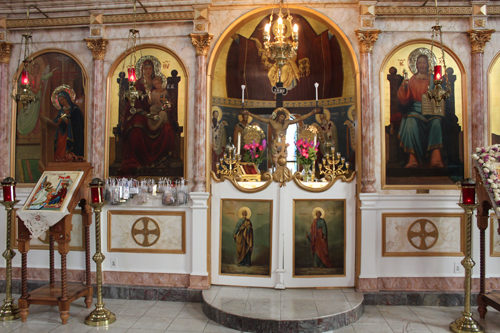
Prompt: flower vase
<box><xmin>302</xmin><ymin>164</ymin><xmax>312</xmax><ymax>182</ymax></box>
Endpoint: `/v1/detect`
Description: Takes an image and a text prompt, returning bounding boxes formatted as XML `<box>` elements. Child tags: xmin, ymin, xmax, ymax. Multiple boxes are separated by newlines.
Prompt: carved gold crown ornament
<box><xmin>11</xmin><ymin>6</ymin><xmax>38</xmax><ymax>113</ymax></box>
<box><xmin>427</xmin><ymin>0</ymin><xmax>451</xmax><ymax>114</ymax></box>
<box><xmin>122</xmin><ymin>0</ymin><xmax>148</xmax><ymax>115</ymax></box>
<box><xmin>263</xmin><ymin>0</ymin><xmax>298</xmax><ymax>85</ymax></box>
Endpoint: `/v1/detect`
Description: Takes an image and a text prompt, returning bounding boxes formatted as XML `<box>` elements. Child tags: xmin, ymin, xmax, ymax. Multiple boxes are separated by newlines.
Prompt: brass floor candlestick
<box><xmin>450</xmin><ymin>203</ymin><xmax>484</xmax><ymax>333</ymax></box>
<box><xmin>0</xmin><ymin>200</ymin><xmax>20</xmax><ymax>321</ymax></box>
<box><xmin>85</xmin><ymin>202</ymin><xmax>116</xmax><ymax>326</ymax></box>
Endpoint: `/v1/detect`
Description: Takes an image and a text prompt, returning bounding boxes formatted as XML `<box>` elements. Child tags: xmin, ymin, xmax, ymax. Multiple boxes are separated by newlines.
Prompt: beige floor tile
<box><xmin>166</xmin><ymin>317</ymin><xmax>208</xmax><ymax>331</ymax></box>
<box><xmin>130</xmin><ymin>315</ymin><xmax>172</xmax><ymax>330</ymax></box>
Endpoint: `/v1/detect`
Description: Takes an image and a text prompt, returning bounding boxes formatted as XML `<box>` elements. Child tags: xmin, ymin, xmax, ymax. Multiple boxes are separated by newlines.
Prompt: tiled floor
<box><xmin>2</xmin><ymin>293</ymin><xmax>500</xmax><ymax>332</ymax></box>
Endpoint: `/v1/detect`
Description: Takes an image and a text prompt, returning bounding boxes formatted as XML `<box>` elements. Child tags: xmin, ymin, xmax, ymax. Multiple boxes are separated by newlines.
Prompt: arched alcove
<box><xmin>10</xmin><ymin>49</ymin><xmax>89</xmax><ymax>184</ymax></box>
<box><xmin>104</xmin><ymin>44</ymin><xmax>189</xmax><ymax>179</ymax></box>
<box><xmin>379</xmin><ymin>39</ymin><xmax>468</xmax><ymax>189</ymax></box>
<box><xmin>207</xmin><ymin>6</ymin><xmax>359</xmax><ymax>176</ymax></box>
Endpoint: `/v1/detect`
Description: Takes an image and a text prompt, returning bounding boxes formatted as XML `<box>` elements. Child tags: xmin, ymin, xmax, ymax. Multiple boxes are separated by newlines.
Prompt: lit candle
<box><xmin>89</xmin><ymin>178</ymin><xmax>104</xmax><ymax>204</ymax></box>
<box><xmin>241</xmin><ymin>85</ymin><xmax>245</xmax><ymax>105</ymax></box>
<box><xmin>461</xmin><ymin>178</ymin><xmax>476</xmax><ymax>205</ymax></box>
<box><xmin>278</xmin><ymin>16</ymin><xmax>283</xmax><ymax>25</ymax></box>
<box><xmin>434</xmin><ymin>65</ymin><xmax>442</xmax><ymax>81</ymax></box>
<box><xmin>128</xmin><ymin>67</ymin><xmax>136</xmax><ymax>82</ymax></box>
<box><xmin>237</xmin><ymin>132</ymin><xmax>241</xmax><ymax>155</ymax></box>
<box><xmin>345</xmin><ymin>162</ymin><xmax>350</xmax><ymax>169</ymax></box>
<box><xmin>1</xmin><ymin>177</ymin><xmax>16</xmax><ymax>202</ymax></box>
<box><xmin>21</xmin><ymin>70</ymin><xmax>29</xmax><ymax>85</ymax></box>
<box><xmin>292</xmin><ymin>24</ymin><xmax>298</xmax><ymax>40</ymax></box>
<box><xmin>314</xmin><ymin>82</ymin><xmax>319</xmax><ymax>102</ymax></box>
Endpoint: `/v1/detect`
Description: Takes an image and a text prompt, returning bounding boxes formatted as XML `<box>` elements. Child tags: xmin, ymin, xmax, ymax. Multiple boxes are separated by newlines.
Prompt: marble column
<box><xmin>467</xmin><ymin>30</ymin><xmax>494</xmax><ymax>152</ymax></box>
<box><xmin>0</xmin><ymin>42</ymin><xmax>13</xmax><ymax>179</ymax></box>
<box><xmin>85</xmin><ymin>38</ymin><xmax>109</xmax><ymax>179</ymax></box>
<box><xmin>355</xmin><ymin>30</ymin><xmax>380</xmax><ymax>193</ymax></box>
<box><xmin>189</xmin><ymin>33</ymin><xmax>213</xmax><ymax>193</ymax></box>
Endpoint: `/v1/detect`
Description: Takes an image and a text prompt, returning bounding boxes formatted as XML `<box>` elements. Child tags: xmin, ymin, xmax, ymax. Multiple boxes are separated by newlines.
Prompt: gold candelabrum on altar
<box><xmin>319</xmin><ymin>147</ymin><xmax>350</xmax><ymax>178</ymax></box>
<box><xmin>216</xmin><ymin>139</ymin><xmax>242</xmax><ymax>178</ymax></box>
<box><xmin>263</xmin><ymin>0</ymin><xmax>298</xmax><ymax>76</ymax></box>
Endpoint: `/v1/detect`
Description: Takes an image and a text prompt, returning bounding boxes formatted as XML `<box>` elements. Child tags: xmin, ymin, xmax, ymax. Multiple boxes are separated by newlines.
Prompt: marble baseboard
<box><xmin>0</xmin><ymin>268</ymin><xmax>207</xmax><ymax>289</ymax></box>
<box><xmin>358</xmin><ymin>277</ymin><xmax>486</xmax><ymax>292</ymax></box>
<box><xmin>0</xmin><ymin>280</ymin><xmax>202</xmax><ymax>303</ymax></box>
<box><xmin>363</xmin><ymin>291</ymin><xmax>479</xmax><ymax>306</ymax></box>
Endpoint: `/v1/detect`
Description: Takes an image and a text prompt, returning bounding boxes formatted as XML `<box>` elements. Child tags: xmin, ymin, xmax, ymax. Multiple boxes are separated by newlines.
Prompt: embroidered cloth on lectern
<box><xmin>17</xmin><ymin>171</ymin><xmax>84</xmax><ymax>239</ymax></box>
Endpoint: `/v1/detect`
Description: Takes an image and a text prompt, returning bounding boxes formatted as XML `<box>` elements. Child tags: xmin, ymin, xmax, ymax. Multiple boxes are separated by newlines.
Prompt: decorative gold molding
<box><xmin>189</xmin><ymin>33</ymin><xmax>213</xmax><ymax>57</ymax></box>
<box><xmin>489</xmin><ymin>6</ymin><xmax>500</xmax><ymax>15</ymax></box>
<box><xmin>211</xmin><ymin>170</ymin><xmax>273</xmax><ymax>193</ymax></box>
<box><xmin>0</xmin><ymin>42</ymin><xmax>12</xmax><ymax>64</ymax></box>
<box><xmin>375</xmin><ymin>6</ymin><xmax>472</xmax><ymax>16</ymax></box>
<box><xmin>467</xmin><ymin>29</ymin><xmax>495</xmax><ymax>54</ymax></box>
<box><xmin>474</xmin><ymin>18</ymin><xmax>487</xmax><ymax>28</ymax></box>
<box><xmin>291</xmin><ymin>171</ymin><xmax>356</xmax><ymax>192</ymax></box>
<box><xmin>6</xmin><ymin>11</ymin><xmax>194</xmax><ymax>29</ymax></box>
<box><xmin>84</xmin><ymin>38</ymin><xmax>108</xmax><ymax>61</ymax></box>
<box><xmin>355</xmin><ymin>29</ymin><xmax>380</xmax><ymax>53</ymax></box>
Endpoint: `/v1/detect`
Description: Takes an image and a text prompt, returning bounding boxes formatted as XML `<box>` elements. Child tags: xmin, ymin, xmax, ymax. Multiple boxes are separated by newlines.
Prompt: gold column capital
<box><xmin>189</xmin><ymin>33</ymin><xmax>213</xmax><ymax>57</ymax></box>
<box><xmin>355</xmin><ymin>29</ymin><xmax>380</xmax><ymax>53</ymax></box>
<box><xmin>84</xmin><ymin>38</ymin><xmax>109</xmax><ymax>60</ymax></box>
<box><xmin>467</xmin><ymin>29</ymin><xmax>495</xmax><ymax>54</ymax></box>
<box><xmin>0</xmin><ymin>42</ymin><xmax>13</xmax><ymax>64</ymax></box>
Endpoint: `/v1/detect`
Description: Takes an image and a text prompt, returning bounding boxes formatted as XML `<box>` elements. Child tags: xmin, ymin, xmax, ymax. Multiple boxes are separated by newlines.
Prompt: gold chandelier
<box><xmin>427</xmin><ymin>0</ymin><xmax>451</xmax><ymax>114</ymax></box>
<box><xmin>11</xmin><ymin>6</ymin><xmax>37</xmax><ymax>111</ymax></box>
<box><xmin>263</xmin><ymin>0</ymin><xmax>298</xmax><ymax>83</ymax></box>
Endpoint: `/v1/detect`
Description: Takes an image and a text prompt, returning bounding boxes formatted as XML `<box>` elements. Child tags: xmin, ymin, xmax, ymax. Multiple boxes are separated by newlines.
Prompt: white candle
<box><xmin>313</xmin><ymin>134</ymin><xmax>317</xmax><ymax>147</ymax></box>
<box><xmin>241</xmin><ymin>85</ymin><xmax>246</xmax><ymax>104</ymax></box>
<box><xmin>314</xmin><ymin>82</ymin><xmax>319</xmax><ymax>102</ymax></box>
<box><xmin>237</xmin><ymin>132</ymin><xmax>241</xmax><ymax>155</ymax></box>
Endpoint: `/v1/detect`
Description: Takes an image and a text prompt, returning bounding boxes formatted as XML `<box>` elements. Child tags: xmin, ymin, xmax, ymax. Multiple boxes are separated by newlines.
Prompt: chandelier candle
<box><xmin>127</xmin><ymin>67</ymin><xmax>136</xmax><ymax>82</ymax></box>
<box><xmin>434</xmin><ymin>65</ymin><xmax>442</xmax><ymax>81</ymax></box>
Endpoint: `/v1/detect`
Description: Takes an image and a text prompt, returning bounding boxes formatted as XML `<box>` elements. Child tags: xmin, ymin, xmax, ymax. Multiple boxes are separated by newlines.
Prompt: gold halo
<box><xmin>347</xmin><ymin>105</ymin><xmax>355</xmax><ymax>122</ymax></box>
<box><xmin>298</xmin><ymin>125</ymin><xmax>319</xmax><ymax>142</ymax></box>
<box><xmin>407</xmin><ymin>47</ymin><xmax>437</xmax><ymax>75</ymax></box>
<box><xmin>238</xmin><ymin>114</ymin><xmax>253</xmax><ymax>124</ymax></box>
<box><xmin>51</xmin><ymin>84</ymin><xmax>76</xmax><ymax>109</ymax></box>
<box><xmin>238</xmin><ymin>207</ymin><xmax>252</xmax><ymax>219</ymax></box>
<box><xmin>271</xmin><ymin>107</ymin><xmax>290</xmax><ymax>120</ymax></box>
<box><xmin>242</xmin><ymin>124</ymin><xmax>265</xmax><ymax>145</ymax></box>
<box><xmin>312</xmin><ymin>207</ymin><xmax>325</xmax><ymax>218</ymax></box>
<box><xmin>211</xmin><ymin>106</ymin><xmax>223</xmax><ymax>122</ymax></box>
<box><xmin>315</xmin><ymin>108</ymin><xmax>331</xmax><ymax>124</ymax></box>
<box><xmin>135</xmin><ymin>55</ymin><xmax>167</xmax><ymax>86</ymax></box>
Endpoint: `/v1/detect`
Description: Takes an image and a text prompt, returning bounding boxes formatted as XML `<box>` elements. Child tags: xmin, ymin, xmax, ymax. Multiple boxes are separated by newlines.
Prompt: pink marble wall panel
<box><xmin>471</xmin><ymin>52</ymin><xmax>485</xmax><ymax>152</ymax></box>
<box><xmin>189</xmin><ymin>275</ymin><xmax>209</xmax><ymax>290</ymax></box>
<box><xmin>360</xmin><ymin>52</ymin><xmax>375</xmax><ymax>193</ymax></box>
<box><xmin>358</xmin><ymin>277</ymin><xmax>483</xmax><ymax>292</ymax></box>
<box><xmin>192</xmin><ymin>55</ymin><xmax>207</xmax><ymax>192</ymax></box>
<box><xmin>0</xmin><ymin>63</ymin><xmax>10</xmax><ymax>179</ymax></box>
<box><xmin>91</xmin><ymin>59</ymin><xmax>105</xmax><ymax>178</ymax></box>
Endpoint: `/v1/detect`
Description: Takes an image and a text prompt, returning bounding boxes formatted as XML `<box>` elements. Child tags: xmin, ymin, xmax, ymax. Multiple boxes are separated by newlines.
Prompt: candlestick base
<box><xmin>450</xmin><ymin>314</ymin><xmax>484</xmax><ymax>333</ymax></box>
<box><xmin>85</xmin><ymin>305</ymin><xmax>116</xmax><ymax>326</ymax></box>
<box><xmin>0</xmin><ymin>300</ymin><xmax>20</xmax><ymax>321</ymax></box>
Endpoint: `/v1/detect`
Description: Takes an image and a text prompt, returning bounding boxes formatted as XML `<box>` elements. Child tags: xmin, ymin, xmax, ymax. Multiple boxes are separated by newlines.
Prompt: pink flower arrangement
<box><xmin>243</xmin><ymin>139</ymin><xmax>267</xmax><ymax>165</ymax></box>
<box><xmin>295</xmin><ymin>138</ymin><xmax>319</xmax><ymax>166</ymax></box>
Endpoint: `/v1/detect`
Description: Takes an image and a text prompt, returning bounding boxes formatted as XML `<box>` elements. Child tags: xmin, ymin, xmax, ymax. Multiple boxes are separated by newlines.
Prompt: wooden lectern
<box><xmin>16</xmin><ymin>162</ymin><xmax>93</xmax><ymax>324</ymax></box>
<box><xmin>476</xmin><ymin>173</ymin><xmax>500</xmax><ymax>318</ymax></box>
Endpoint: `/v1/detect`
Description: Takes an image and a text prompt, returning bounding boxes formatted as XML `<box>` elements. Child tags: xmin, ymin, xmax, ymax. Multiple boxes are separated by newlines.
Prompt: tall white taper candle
<box><xmin>241</xmin><ymin>85</ymin><xmax>246</xmax><ymax>104</ymax></box>
<box><xmin>314</xmin><ymin>82</ymin><xmax>319</xmax><ymax>102</ymax></box>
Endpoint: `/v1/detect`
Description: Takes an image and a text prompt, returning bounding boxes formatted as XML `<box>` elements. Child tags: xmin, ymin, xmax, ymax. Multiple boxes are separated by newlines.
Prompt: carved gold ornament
<box><xmin>407</xmin><ymin>219</ymin><xmax>439</xmax><ymax>250</ymax></box>
<box><xmin>467</xmin><ymin>29</ymin><xmax>495</xmax><ymax>54</ymax></box>
<box><xmin>0</xmin><ymin>42</ymin><xmax>12</xmax><ymax>64</ymax></box>
<box><xmin>84</xmin><ymin>38</ymin><xmax>108</xmax><ymax>60</ymax></box>
<box><xmin>189</xmin><ymin>33</ymin><xmax>213</xmax><ymax>57</ymax></box>
<box><xmin>242</xmin><ymin>124</ymin><xmax>265</xmax><ymax>146</ymax></box>
<box><xmin>131</xmin><ymin>217</ymin><xmax>161</xmax><ymax>247</ymax></box>
<box><xmin>355</xmin><ymin>30</ymin><xmax>380</xmax><ymax>53</ymax></box>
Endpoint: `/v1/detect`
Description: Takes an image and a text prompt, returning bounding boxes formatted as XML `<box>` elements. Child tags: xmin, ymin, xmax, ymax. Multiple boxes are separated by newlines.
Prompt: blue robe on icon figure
<box><xmin>397</xmin><ymin>54</ymin><xmax>445</xmax><ymax>169</ymax></box>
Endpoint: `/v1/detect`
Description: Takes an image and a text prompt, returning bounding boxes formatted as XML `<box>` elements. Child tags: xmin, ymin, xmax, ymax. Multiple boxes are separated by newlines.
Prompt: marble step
<box><xmin>202</xmin><ymin>286</ymin><xmax>364</xmax><ymax>332</ymax></box>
